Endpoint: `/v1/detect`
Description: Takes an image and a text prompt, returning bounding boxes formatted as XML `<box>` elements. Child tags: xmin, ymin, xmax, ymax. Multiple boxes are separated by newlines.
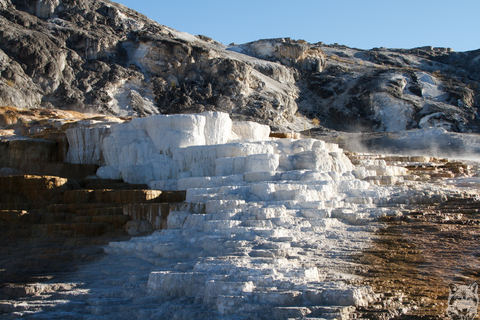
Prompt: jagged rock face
<box><xmin>296</xmin><ymin>46</ymin><xmax>480</xmax><ymax>133</ymax></box>
<box><xmin>231</xmin><ymin>41</ymin><xmax>479</xmax><ymax>133</ymax></box>
<box><xmin>1</xmin><ymin>1</ymin><xmax>478</xmax><ymax>134</ymax></box>
<box><xmin>231</xmin><ymin>38</ymin><xmax>326</xmax><ymax>73</ymax></box>
<box><xmin>0</xmin><ymin>0</ymin><xmax>301</xmax><ymax>130</ymax></box>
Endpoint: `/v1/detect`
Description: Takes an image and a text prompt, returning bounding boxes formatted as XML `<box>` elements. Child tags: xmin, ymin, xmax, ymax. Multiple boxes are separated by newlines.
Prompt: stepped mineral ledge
<box><xmin>62</xmin><ymin>111</ymin><xmax>458</xmax><ymax>318</ymax></box>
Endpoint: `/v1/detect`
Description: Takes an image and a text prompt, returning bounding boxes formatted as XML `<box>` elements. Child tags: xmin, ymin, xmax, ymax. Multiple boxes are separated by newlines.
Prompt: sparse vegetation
<box><xmin>328</xmin><ymin>55</ymin><xmax>356</xmax><ymax>65</ymax></box>
<box><xmin>0</xmin><ymin>106</ymin><xmax>19</xmax><ymax>126</ymax></box>
<box><xmin>4</xmin><ymin>79</ymin><xmax>15</xmax><ymax>88</ymax></box>
<box><xmin>432</xmin><ymin>70</ymin><xmax>446</xmax><ymax>81</ymax></box>
<box><xmin>467</xmin><ymin>83</ymin><xmax>478</xmax><ymax>90</ymax></box>
<box><xmin>0</xmin><ymin>106</ymin><xmax>99</xmax><ymax>128</ymax></box>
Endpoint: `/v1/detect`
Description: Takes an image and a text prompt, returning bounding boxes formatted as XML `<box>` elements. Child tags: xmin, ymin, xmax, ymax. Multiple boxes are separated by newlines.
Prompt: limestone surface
<box><xmin>0</xmin><ymin>0</ymin><xmax>479</xmax><ymax>317</ymax></box>
<box><xmin>65</xmin><ymin>111</ymin><xmax>275</xmax><ymax>184</ymax></box>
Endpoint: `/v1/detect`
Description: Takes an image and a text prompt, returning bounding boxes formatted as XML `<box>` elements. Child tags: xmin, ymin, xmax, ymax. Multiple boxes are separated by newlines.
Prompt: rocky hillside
<box><xmin>0</xmin><ymin>0</ymin><xmax>479</xmax><ymax>136</ymax></box>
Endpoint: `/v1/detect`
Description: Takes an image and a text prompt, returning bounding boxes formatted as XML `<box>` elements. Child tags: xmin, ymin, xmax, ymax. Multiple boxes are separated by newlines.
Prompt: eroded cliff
<box><xmin>0</xmin><ymin>0</ymin><xmax>303</xmax><ymax>130</ymax></box>
<box><xmin>0</xmin><ymin>0</ymin><xmax>478</xmax><ymax>135</ymax></box>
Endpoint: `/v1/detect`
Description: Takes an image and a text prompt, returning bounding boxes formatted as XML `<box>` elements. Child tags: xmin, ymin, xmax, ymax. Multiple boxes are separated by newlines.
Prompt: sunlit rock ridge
<box><xmin>0</xmin><ymin>0</ymin><xmax>479</xmax><ymax>140</ymax></box>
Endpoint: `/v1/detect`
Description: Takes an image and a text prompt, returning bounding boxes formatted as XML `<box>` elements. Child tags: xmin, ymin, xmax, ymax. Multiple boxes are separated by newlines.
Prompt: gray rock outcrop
<box><xmin>0</xmin><ymin>0</ymin><xmax>302</xmax><ymax>130</ymax></box>
<box><xmin>0</xmin><ymin>0</ymin><xmax>478</xmax><ymax>134</ymax></box>
<box><xmin>296</xmin><ymin>45</ymin><xmax>480</xmax><ymax>133</ymax></box>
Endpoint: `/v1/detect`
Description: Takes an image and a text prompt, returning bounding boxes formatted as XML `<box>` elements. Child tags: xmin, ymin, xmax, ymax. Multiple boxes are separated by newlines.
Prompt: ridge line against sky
<box><xmin>114</xmin><ymin>0</ymin><xmax>480</xmax><ymax>52</ymax></box>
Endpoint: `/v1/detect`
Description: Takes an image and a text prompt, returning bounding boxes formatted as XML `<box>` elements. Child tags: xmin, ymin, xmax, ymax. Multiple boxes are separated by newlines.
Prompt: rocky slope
<box><xmin>0</xmin><ymin>0</ymin><xmax>303</xmax><ymax>130</ymax></box>
<box><xmin>294</xmin><ymin>45</ymin><xmax>480</xmax><ymax>133</ymax></box>
<box><xmin>1</xmin><ymin>0</ymin><xmax>479</xmax><ymax>139</ymax></box>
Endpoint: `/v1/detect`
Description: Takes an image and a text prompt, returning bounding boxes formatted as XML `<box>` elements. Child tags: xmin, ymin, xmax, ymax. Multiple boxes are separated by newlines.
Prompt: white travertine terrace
<box><xmin>64</xmin><ymin>111</ymin><xmax>421</xmax><ymax>318</ymax></box>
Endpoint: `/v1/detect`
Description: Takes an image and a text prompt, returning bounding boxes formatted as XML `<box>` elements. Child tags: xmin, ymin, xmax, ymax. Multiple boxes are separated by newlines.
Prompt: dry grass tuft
<box><xmin>0</xmin><ymin>107</ymin><xmax>20</xmax><ymax>126</ymax></box>
<box><xmin>4</xmin><ymin>79</ymin><xmax>15</xmax><ymax>88</ymax></box>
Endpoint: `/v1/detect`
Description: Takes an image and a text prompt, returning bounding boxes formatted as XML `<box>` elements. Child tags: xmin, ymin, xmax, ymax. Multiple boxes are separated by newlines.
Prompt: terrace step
<box><xmin>82</xmin><ymin>178</ymin><xmax>148</xmax><ymax>190</ymax></box>
<box><xmin>0</xmin><ymin>174</ymin><xmax>187</xmax><ymax>291</ymax></box>
<box><xmin>62</xmin><ymin>189</ymin><xmax>186</xmax><ymax>204</ymax></box>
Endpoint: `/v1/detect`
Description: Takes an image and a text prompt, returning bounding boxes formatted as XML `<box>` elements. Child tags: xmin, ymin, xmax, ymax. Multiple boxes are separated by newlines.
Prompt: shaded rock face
<box><xmin>0</xmin><ymin>106</ymin><xmax>119</xmax><ymax>178</ymax></box>
<box><xmin>0</xmin><ymin>0</ymin><xmax>300</xmax><ymax>130</ymax></box>
<box><xmin>297</xmin><ymin>47</ymin><xmax>480</xmax><ymax>133</ymax></box>
<box><xmin>0</xmin><ymin>0</ymin><xmax>479</xmax><ymax>134</ymax></box>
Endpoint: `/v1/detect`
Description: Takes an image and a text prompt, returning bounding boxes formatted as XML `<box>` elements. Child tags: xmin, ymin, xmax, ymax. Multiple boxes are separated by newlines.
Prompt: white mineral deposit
<box><xmin>54</xmin><ymin>111</ymin><xmax>475</xmax><ymax>319</ymax></box>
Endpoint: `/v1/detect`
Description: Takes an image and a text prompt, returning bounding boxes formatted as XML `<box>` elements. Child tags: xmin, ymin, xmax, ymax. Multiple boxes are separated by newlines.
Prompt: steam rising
<box><xmin>308</xmin><ymin>127</ymin><xmax>480</xmax><ymax>161</ymax></box>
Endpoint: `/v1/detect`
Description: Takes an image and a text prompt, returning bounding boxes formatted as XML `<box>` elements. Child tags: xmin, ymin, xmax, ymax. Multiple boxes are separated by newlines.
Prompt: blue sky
<box><xmin>114</xmin><ymin>0</ymin><xmax>479</xmax><ymax>52</ymax></box>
